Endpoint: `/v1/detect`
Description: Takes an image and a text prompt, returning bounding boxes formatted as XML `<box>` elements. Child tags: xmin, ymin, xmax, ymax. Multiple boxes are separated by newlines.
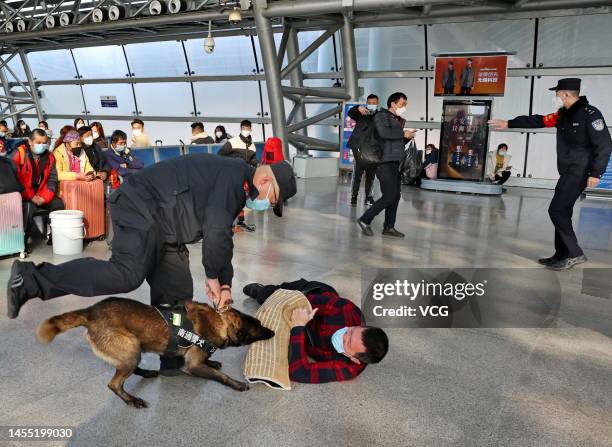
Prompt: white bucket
<box><xmin>49</xmin><ymin>210</ymin><xmax>86</xmax><ymax>255</ymax></box>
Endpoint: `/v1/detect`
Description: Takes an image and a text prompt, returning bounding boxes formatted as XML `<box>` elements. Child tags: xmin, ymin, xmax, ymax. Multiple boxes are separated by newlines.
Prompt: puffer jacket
<box><xmin>373</xmin><ymin>108</ymin><xmax>407</xmax><ymax>163</ymax></box>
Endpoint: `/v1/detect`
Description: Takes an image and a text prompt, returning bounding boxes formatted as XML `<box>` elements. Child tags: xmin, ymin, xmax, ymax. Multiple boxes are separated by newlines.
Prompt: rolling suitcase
<box><xmin>0</xmin><ymin>192</ymin><xmax>26</xmax><ymax>258</ymax></box>
<box><xmin>59</xmin><ymin>179</ymin><xmax>105</xmax><ymax>240</ymax></box>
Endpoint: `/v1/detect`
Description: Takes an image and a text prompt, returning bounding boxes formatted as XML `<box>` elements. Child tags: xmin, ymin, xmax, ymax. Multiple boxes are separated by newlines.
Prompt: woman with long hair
<box><xmin>90</xmin><ymin>121</ymin><xmax>107</xmax><ymax>148</ymax></box>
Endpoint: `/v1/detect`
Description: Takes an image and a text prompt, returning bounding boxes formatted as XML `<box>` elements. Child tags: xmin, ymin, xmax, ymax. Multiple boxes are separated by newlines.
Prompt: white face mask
<box><xmin>394</xmin><ymin>106</ymin><xmax>407</xmax><ymax>116</ymax></box>
<box><xmin>215</xmin><ymin>131</ymin><xmax>223</xmax><ymax>139</ymax></box>
<box><xmin>92</xmin><ymin>131</ymin><xmax>99</xmax><ymax>139</ymax></box>
<box><xmin>553</xmin><ymin>95</ymin><xmax>564</xmax><ymax>110</ymax></box>
<box><xmin>76</xmin><ymin>123</ymin><xmax>84</xmax><ymax>129</ymax></box>
<box><xmin>132</xmin><ymin>128</ymin><xmax>142</xmax><ymax>137</ymax></box>
<box><xmin>241</xmin><ymin>130</ymin><xmax>251</xmax><ymax>138</ymax></box>
<box><xmin>20</xmin><ymin>124</ymin><xmax>27</xmax><ymax>130</ymax></box>
<box><xmin>84</xmin><ymin>136</ymin><xmax>94</xmax><ymax>146</ymax></box>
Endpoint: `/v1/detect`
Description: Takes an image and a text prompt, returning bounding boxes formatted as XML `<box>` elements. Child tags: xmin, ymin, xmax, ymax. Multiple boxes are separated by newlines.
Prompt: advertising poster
<box><xmin>340</xmin><ymin>102</ymin><xmax>363</xmax><ymax>168</ymax></box>
<box><xmin>438</xmin><ymin>100</ymin><xmax>492</xmax><ymax>181</ymax></box>
<box><xmin>593</xmin><ymin>157</ymin><xmax>612</xmax><ymax>192</ymax></box>
<box><xmin>434</xmin><ymin>55</ymin><xmax>508</xmax><ymax>97</ymax></box>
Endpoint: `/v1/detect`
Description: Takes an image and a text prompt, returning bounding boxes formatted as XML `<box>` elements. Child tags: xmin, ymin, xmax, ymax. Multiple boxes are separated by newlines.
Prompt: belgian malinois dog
<box><xmin>37</xmin><ymin>297</ymin><xmax>274</xmax><ymax>408</ymax></box>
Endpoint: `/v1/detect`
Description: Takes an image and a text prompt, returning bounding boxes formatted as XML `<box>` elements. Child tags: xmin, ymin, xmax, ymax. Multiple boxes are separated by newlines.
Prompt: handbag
<box><xmin>399</xmin><ymin>139</ymin><xmax>423</xmax><ymax>182</ymax></box>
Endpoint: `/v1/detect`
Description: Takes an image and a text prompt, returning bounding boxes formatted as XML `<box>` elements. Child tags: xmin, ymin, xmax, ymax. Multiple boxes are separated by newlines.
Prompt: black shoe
<box><xmin>365</xmin><ymin>196</ymin><xmax>374</xmax><ymax>207</ymax></box>
<box><xmin>159</xmin><ymin>355</ymin><xmax>186</xmax><ymax>377</ymax></box>
<box><xmin>546</xmin><ymin>255</ymin><xmax>587</xmax><ymax>271</ymax></box>
<box><xmin>382</xmin><ymin>227</ymin><xmax>405</xmax><ymax>238</ymax></box>
<box><xmin>350</xmin><ymin>196</ymin><xmax>358</xmax><ymax>207</ymax></box>
<box><xmin>7</xmin><ymin>260</ymin><xmax>30</xmax><ymax>319</ymax></box>
<box><xmin>243</xmin><ymin>283</ymin><xmax>264</xmax><ymax>299</ymax></box>
<box><xmin>46</xmin><ymin>234</ymin><xmax>52</xmax><ymax>246</ymax></box>
<box><xmin>357</xmin><ymin>218</ymin><xmax>373</xmax><ymax>236</ymax></box>
<box><xmin>538</xmin><ymin>255</ymin><xmax>560</xmax><ymax>266</ymax></box>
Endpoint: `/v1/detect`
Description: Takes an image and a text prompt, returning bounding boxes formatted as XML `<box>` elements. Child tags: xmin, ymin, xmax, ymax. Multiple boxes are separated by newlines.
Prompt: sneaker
<box><xmin>364</xmin><ymin>196</ymin><xmax>374</xmax><ymax>207</ymax></box>
<box><xmin>7</xmin><ymin>260</ymin><xmax>30</xmax><ymax>319</ymax></box>
<box><xmin>46</xmin><ymin>234</ymin><xmax>53</xmax><ymax>246</ymax></box>
<box><xmin>350</xmin><ymin>196</ymin><xmax>358</xmax><ymax>207</ymax></box>
<box><xmin>243</xmin><ymin>283</ymin><xmax>264</xmax><ymax>299</ymax></box>
<box><xmin>357</xmin><ymin>218</ymin><xmax>373</xmax><ymax>236</ymax></box>
<box><xmin>546</xmin><ymin>255</ymin><xmax>587</xmax><ymax>271</ymax></box>
<box><xmin>382</xmin><ymin>227</ymin><xmax>405</xmax><ymax>238</ymax></box>
<box><xmin>538</xmin><ymin>255</ymin><xmax>560</xmax><ymax>266</ymax></box>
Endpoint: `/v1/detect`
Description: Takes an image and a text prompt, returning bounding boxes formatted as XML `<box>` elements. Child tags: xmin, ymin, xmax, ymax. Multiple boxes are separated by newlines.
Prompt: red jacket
<box><xmin>12</xmin><ymin>144</ymin><xmax>59</xmax><ymax>205</ymax></box>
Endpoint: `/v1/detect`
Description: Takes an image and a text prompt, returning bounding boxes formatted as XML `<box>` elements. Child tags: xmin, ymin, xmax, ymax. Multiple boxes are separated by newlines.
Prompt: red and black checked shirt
<box><xmin>289</xmin><ymin>291</ymin><xmax>366</xmax><ymax>383</ymax></box>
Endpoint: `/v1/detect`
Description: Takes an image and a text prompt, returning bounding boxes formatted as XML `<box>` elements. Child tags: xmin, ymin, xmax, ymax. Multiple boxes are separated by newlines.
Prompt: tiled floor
<box><xmin>1</xmin><ymin>178</ymin><xmax>611</xmax><ymax>447</ymax></box>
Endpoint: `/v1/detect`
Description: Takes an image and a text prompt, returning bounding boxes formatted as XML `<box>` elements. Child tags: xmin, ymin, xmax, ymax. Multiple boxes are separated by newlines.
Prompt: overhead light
<box><xmin>109</xmin><ymin>5</ymin><xmax>126</xmax><ymax>21</ymax></box>
<box><xmin>204</xmin><ymin>20</ymin><xmax>215</xmax><ymax>54</ymax></box>
<box><xmin>149</xmin><ymin>0</ymin><xmax>167</xmax><ymax>15</ymax></box>
<box><xmin>45</xmin><ymin>15</ymin><xmax>58</xmax><ymax>29</ymax></box>
<box><xmin>59</xmin><ymin>12</ymin><xmax>74</xmax><ymax>27</ymax></box>
<box><xmin>91</xmin><ymin>7</ymin><xmax>107</xmax><ymax>23</ymax></box>
<box><xmin>228</xmin><ymin>8</ymin><xmax>242</xmax><ymax>24</ymax></box>
<box><xmin>168</xmin><ymin>0</ymin><xmax>192</xmax><ymax>14</ymax></box>
<box><xmin>5</xmin><ymin>22</ymin><xmax>15</xmax><ymax>33</ymax></box>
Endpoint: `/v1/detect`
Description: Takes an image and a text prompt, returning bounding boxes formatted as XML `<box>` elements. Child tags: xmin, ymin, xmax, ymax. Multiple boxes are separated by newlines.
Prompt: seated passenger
<box><xmin>53</xmin><ymin>125</ymin><xmax>75</xmax><ymax>151</ymax></box>
<box><xmin>54</xmin><ymin>130</ymin><xmax>96</xmax><ymax>182</ymax></box>
<box><xmin>105</xmin><ymin>130</ymin><xmax>144</xmax><ymax>179</ymax></box>
<box><xmin>243</xmin><ymin>278</ymin><xmax>389</xmax><ymax>383</ymax></box>
<box><xmin>12</xmin><ymin>129</ymin><xmax>64</xmax><ymax>249</ymax></box>
<box><xmin>190</xmin><ymin>122</ymin><xmax>214</xmax><ymax>144</ymax></box>
<box><xmin>214</xmin><ymin>125</ymin><xmax>230</xmax><ymax>144</ymax></box>
<box><xmin>38</xmin><ymin>120</ymin><xmax>53</xmax><ymax>139</ymax></box>
<box><xmin>422</xmin><ymin>143</ymin><xmax>439</xmax><ymax>179</ymax></box>
<box><xmin>74</xmin><ymin>117</ymin><xmax>86</xmax><ymax>130</ymax></box>
<box><xmin>130</xmin><ymin>119</ymin><xmax>151</xmax><ymax>148</ymax></box>
<box><xmin>0</xmin><ymin>120</ymin><xmax>12</xmax><ymax>138</ymax></box>
<box><xmin>13</xmin><ymin>119</ymin><xmax>30</xmax><ymax>138</ymax></box>
<box><xmin>486</xmin><ymin>143</ymin><xmax>512</xmax><ymax>185</ymax></box>
<box><xmin>79</xmin><ymin>126</ymin><xmax>111</xmax><ymax>181</ymax></box>
<box><xmin>219</xmin><ymin>119</ymin><xmax>257</xmax><ymax>167</ymax></box>
<box><xmin>90</xmin><ymin>121</ymin><xmax>108</xmax><ymax>149</ymax></box>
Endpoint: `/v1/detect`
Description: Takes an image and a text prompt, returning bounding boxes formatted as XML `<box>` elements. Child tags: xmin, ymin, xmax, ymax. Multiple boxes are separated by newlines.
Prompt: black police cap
<box><xmin>549</xmin><ymin>78</ymin><xmax>581</xmax><ymax>91</ymax></box>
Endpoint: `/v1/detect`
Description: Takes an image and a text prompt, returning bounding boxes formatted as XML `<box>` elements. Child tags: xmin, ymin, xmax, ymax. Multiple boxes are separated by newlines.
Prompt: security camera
<box><xmin>204</xmin><ymin>21</ymin><xmax>214</xmax><ymax>54</ymax></box>
<box><xmin>228</xmin><ymin>8</ymin><xmax>242</xmax><ymax>24</ymax></box>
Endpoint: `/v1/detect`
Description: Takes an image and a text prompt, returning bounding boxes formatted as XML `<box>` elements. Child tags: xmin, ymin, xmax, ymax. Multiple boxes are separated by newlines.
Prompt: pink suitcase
<box><xmin>59</xmin><ymin>180</ymin><xmax>105</xmax><ymax>240</ymax></box>
<box><xmin>0</xmin><ymin>192</ymin><xmax>26</xmax><ymax>257</ymax></box>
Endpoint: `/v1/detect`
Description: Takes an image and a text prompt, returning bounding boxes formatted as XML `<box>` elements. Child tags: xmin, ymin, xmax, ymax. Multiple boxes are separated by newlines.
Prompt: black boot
<box><xmin>538</xmin><ymin>255</ymin><xmax>560</xmax><ymax>266</ymax></box>
<box><xmin>243</xmin><ymin>283</ymin><xmax>264</xmax><ymax>299</ymax></box>
<box><xmin>357</xmin><ymin>218</ymin><xmax>373</xmax><ymax>236</ymax></box>
<box><xmin>382</xmin><ymin>227</ymin><xmax>405</xmax><ymax>238</ymax></box>
<box><xmin>350</xmin><ymin>196</ymin><xmax>358</xmax><ymax>207</ymax></box>
<box><xmin>6</xmin><ymin>260</ymin><xmax>32</xmax><ymax>319</ymax></box>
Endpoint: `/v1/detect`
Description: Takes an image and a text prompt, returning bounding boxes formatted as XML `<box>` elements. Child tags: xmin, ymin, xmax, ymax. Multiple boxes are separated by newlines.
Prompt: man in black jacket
<box><xmin>347</xmin><ymin>94</ymin><xmax>379</xmax><ymax>206</ymax></box>
<box><xmin>78</xmin><ymin>125</ymin><xmax>111</xmax><ymax>180</ymax></box>
<box><xmin>357</xmin><ymin>92</ymin><xmax>415</xmax><ymax>238</ymax></box>
<box><xmin>489</xmin><ymin>78</ymin><xmax>612</xmax><ymax>270</ymax></box>
<box><xmin>7</xmin><ymin>155</ymin><xmax>297</xmax><ymax>320</ymax></box>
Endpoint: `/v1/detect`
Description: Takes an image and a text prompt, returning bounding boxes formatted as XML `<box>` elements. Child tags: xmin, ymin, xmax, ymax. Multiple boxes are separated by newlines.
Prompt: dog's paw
<box><xmin>236</xmin><ymin>382</ymin><xmax>250</xmax><ymax>392</ymax></box>
<box><xmin>206</xmin><ymin>360</ymin><xmax>222</xmax><ymax>370</ymax></box>
<box><xmin>127</xmin><ymin>397</ymin><xmax>149</xmax><ymax>409</ymax></box>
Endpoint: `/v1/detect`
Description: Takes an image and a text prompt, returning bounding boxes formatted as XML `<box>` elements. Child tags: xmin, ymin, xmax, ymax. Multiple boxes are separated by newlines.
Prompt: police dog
<box><xmin>36</xmin><ymin>298</ymin><xmax>274</xmax><ymax>408</ymax></box>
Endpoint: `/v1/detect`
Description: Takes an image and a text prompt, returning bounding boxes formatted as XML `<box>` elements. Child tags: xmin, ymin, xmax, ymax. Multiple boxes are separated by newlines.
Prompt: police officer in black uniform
<box><xmin>489</xmin><ymin>78</ymin><xmax>612</xmax><ymax>270</ymax></box>
<box><xmin>7</xmin><ymin>154</ymin><xmax>297</xmax><ymax>322</ymax></box>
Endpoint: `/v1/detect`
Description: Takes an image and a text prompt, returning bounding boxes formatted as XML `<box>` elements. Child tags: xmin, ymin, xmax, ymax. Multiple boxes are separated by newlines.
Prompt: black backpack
<box><xmin>348</xmin><ymin>115</ymin><xmax>382</xmax><ymax>167</ymax></box>
<box><xmin>0</xmin><ymin>157</ymin><xmax>23</xmax><ymax>194</ymax></box>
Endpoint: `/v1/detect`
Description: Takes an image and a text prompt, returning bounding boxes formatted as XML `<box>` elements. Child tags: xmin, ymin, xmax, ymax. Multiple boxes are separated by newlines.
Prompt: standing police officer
<box><xmin>489</xmin><ymin>78</ymin><xmax>612</xmax><ymax>270</ymax></box>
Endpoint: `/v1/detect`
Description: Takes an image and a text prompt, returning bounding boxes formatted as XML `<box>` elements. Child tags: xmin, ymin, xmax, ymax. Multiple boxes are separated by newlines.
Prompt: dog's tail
<box><xmin>37</xmin><ymin>309</ymin><xmax>90</xmax><ymax>343</ymax></box>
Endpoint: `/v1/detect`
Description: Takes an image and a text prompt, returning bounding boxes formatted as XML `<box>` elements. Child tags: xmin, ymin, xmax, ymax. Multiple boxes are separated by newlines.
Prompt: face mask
<box><xmin>114</xmin><ymin>145</ymin><xmax>126</xmax><ymax>153</ymax></box>
<box><xmin>20</xmin><ymin>124</ymin><xmax>27</xmax><ymax>130</ymax></box>
<box><xmin>84</xmin><ymin>136</ymin><xmax>94</xmax><ymax>146</ymax></box>
<box><xmin>241</xmin><ymin>130</ymin><xmax>251</xmax><ymax>138</ymax></box>
<box><xmin>132</xmin><ymin>128</ymin><xmax>142</xmax><ymax>137</ymax></box>
<box><xmin>76</xmin><ymin>123</ymin><xmax>84</xmax><ymax>130</ymax></box>
<box><xmin>553</xmin><ymin>95</ymin><xmax>564</xmax><ymax>110</ymax></box>
<box><xmin>395</xmin><ymin>106</ymin><xmax>407</xmax><ymax>116</ymax></box>
<box><xmin>331</xmin><ymin>327</ymin><xmax>348</xmax><ymax>353</ymax></box>
<box><xmin>92</xmin><ymin>131</ymin><xmax>99</xmax><ymax>139</ymax></box>
<box><xmin>426</xmin><ymin>148</ymin><xmax>432</xmax><ymax>154</ymax></box>
<box><xmin>499</xmin><ymin>151</ymin><xmax>507</xmax><ymax>157</ymax></box>
<box><xmin>246</xmin><ymin>183</ymin><xmax>272</xmax><ymax>212</ymax></box>
<box><xmin>33</xmin><ymin>143</ymin><xmax>49</xmax><ymax>155</ymax></box>
<box><xmin>215</xmin><ymin>131</ymin><xmax>223</xmax><ymax>139</ymax></box>
<box><xmin>0</xmin><ymin>132</ymin><xmax>5</xmax><ymax>138</ymax></box>
<box><xmin>71</xmin><ymin>146</ymin><xmax>83</xmax><ymax>156</ymax></box>
<box><xmin>366</xmin><ymin>104</ymin><xmax>378</xmax><ymax>113</ymax></box>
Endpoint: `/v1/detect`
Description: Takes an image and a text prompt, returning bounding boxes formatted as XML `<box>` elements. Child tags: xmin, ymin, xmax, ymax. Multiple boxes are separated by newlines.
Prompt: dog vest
<box><xmin>155</xmin><ymin>303</ymin><xmax>218</xmax><ymax>356</ymax></box>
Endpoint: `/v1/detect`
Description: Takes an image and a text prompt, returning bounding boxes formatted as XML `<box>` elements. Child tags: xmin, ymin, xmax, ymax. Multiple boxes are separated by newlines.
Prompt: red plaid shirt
<box><xmin>289</xmin><ymin>292</ymin><xmax>366</xmax><ymax>383</ymax></box>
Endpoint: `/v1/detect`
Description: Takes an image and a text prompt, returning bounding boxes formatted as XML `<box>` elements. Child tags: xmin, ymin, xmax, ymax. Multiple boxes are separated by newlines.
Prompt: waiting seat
<box><xmin>157</xmin><ymin>145</ymin><xmax>182</xmax><ymax>162</ymax></box>
<box><xmin>130</xmin><ymin>147</ymin><xmax>156</xmax><ymax>167</ymax></box>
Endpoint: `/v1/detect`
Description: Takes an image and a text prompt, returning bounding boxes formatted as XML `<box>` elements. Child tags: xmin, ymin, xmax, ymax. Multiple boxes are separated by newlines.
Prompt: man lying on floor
<box><xmin>243</xmin><ymin>279</ymin><xmax>389</xmax><ymax>383</ymax></box>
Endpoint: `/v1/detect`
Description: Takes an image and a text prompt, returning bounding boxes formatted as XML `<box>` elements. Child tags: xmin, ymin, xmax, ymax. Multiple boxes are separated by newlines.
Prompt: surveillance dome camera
<box><xmin>228</xmin><ymin>8</ymin><xmax>242</xmax><ymax>24</ymax></box>
<box><xmin>204</xmin><ymin>36</ymin><xmax>215</xmax><ymax>54</ymax></box>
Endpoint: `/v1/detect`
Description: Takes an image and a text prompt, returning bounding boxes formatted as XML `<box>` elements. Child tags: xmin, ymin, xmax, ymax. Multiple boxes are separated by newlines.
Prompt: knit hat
<box><xmin>63</xmin><ymin>130</ymin><xmax>80</xmax><ymax>143</ymax></box>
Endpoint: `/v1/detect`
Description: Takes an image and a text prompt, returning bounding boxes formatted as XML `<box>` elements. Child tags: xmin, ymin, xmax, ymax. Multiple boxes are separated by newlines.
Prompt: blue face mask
<box><xmin>0</xmin><ymin>131</ymin><xmax>5</xmax><ymax>138</ymax></box>
<box><xmin>366</xmin><ymin>104</ymin><xmax>378</xmax><ymax>113</ymax></box>
<box><xmin>331</xmin><ymin>327</ymin><xmax>348</xmax><ymax>353</ymax></box>
<box><xmin>246</xmin><ymin>183</ymin><xmax>272</xmax><ymax>212</ymax></box>
<box><xmin>32</xmin><ymin>143</ymin><xmax>49</xmax><ymax>155</ymax></box>
<box><xmin>114</xmin><ymin>145</ymin><xmax>126</xmax><ymax>153</ymax></box>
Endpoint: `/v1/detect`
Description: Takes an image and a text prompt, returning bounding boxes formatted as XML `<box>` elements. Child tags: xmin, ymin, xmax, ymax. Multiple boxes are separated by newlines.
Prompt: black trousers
<box><xmin>549</xmin><ymin>174</ymin><xmax>587</xmax><ymax>259</ymax></box>
<box><xmin>20</xmin><ymin>192</ymin><xmax>193</xmax><ymax>306</ymax></box>
<box><xmin>360</xmin><ymin>161</ymin><xmax>401</xmax><ymax>228</ymax></box>
<box><xmin>253</xmin><ymin>278</ymin><xmax>338</xmax><ymax>305</ymax></box>
<box><xmin>443</xmin><ymin>85</ymin><xmax>454</xmax><ymax>95</ymax></box>
<box><xmin>22</xmin><ymin>197</ymin><xmax>64</xmax><ymax>241</ymax></box>
<box><xmin>460</xmin><ymin>86</ymin><xmax>472</xmax><ymax>95</ymax></box>
<box><xmin>493</xmin><ymin>171</ymin><xmax>511</xmax><ymax>185</ymax></box>
<box><xmin>352</xmin><ymin>162</ymin><xmax>376</xmax><ymax>199</ymax></box>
